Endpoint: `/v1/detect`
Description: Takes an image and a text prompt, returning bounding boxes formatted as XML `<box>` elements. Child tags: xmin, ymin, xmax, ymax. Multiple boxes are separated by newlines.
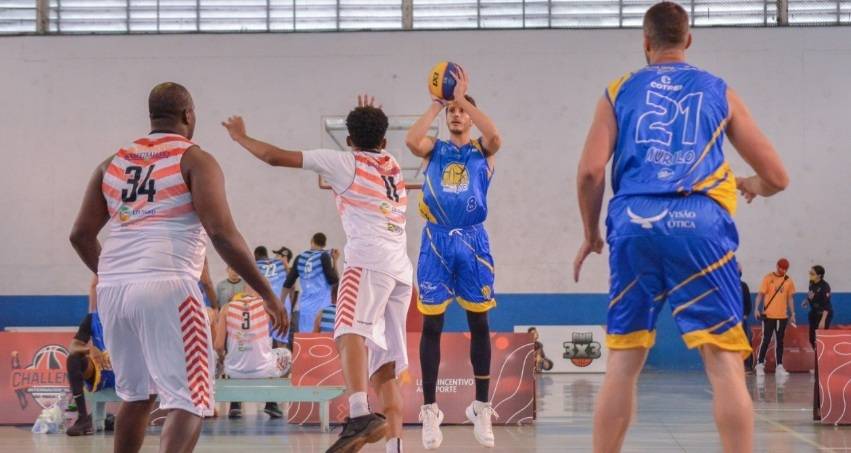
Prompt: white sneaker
<box><xmin>755</xmin><ymin>363</ymin><xmax>765</xmax><ymax>377</ymax></box>
<box><xmin>465</xmin><ymin>401</ymin><xmax>497</xmax><ymax>448</ymax></box>
<box><xmin>776</xmin><ymin>364</ymin><xmax>789</xmax><ymax>377</ymax></box>
<box><xmin>419</xmin><ymin>403</ymin><xmax>444</xmax><ymax>450</ymax></box>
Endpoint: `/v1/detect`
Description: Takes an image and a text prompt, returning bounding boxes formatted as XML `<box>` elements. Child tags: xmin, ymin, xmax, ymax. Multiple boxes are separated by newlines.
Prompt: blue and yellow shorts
<box><xmin>605</xmin><ymin>195</ymin><xmax>751</xmax><ymax>355</ymax></box>
<box><xmin>417</xmin><ymin>223</ymin><xmax>496</xmax><ymax>315</ymax></box>
<box><xmin>85</xmin><ymin>356</ymin><xmax>115</xmax><ymax>393</ymax></box>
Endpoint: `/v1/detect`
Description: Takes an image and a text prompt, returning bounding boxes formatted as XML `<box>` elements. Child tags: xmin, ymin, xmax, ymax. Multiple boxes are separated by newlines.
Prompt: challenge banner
<box><xmin>514</xmin><ymin>325</ymin><xmax>607</xmax><ymax>373</ymax></box>
<box><xmin>0</xmin><ymin>332</ymin><xmax>74</xmax><ymax>424</ymax></box>
<box><xmin>288</xmin><ymin>333</ymin><xmax>535</xmax><ymax>425</ymax></box>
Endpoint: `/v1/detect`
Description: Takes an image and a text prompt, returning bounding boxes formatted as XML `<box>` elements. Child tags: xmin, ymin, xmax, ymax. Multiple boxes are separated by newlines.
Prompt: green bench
<box><xmin>86</xmin><ymin>378</ymin><xmax>344</xmax><ymax>433</ymax></box>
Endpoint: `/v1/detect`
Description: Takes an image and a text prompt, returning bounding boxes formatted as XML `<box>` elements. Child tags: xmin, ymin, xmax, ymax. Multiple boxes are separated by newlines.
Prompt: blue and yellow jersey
<box><xmin>606</xmin><ymin>62</ymin><xmax>737</xmax><ymax>215</ymax></box>
<box><xmin>420</xmin><ymin>138</ymin><xmax>492</xmax><ymax>227</ymax></box>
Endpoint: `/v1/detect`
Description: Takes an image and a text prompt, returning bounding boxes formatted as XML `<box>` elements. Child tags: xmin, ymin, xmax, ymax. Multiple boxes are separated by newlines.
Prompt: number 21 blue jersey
<box><xmin>607</xmin><ymin>62</ymin><xmax>737</xmax><ymax>215</ymax></box>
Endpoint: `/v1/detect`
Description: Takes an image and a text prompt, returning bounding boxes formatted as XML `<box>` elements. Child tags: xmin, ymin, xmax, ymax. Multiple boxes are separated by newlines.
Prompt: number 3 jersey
<box><xmin>606</xmin><ymin>63</ymin><xmax>737</xmax><ymax>216</ymax></box>
<box><xmin>98</xmin><ymin>133</ymin><xmax>207</xmax><ymax>283</ymax></box>
<box><xmin>302</xmin><ymin>148</ymin><xmax>413</xmax><ymax>284</ymax></box>
<box><xmin>223</xmin><ymin>294</ymin><xmax>280</xmax><ymax>379</ymax></box>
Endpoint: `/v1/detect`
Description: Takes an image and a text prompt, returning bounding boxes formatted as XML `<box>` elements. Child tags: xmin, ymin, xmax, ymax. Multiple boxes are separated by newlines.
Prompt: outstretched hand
<box><xmin>358</xmin><ymin>93</ymin><xmax>382</xmax><ymax>110</ymax></box>
<box><xmin>222</xmin><ymin>116</ymin><xmax>248</xmax><ymax>142</ymax></box>
<box><xmin>573</xmin><ymin>235</ymin><xmax>604</xmax><ymax>283</ymax></box>
<box><xmin>451</xmin><ymin>66</ymin><xmax>469</xmax><ymax>102</ymax></box>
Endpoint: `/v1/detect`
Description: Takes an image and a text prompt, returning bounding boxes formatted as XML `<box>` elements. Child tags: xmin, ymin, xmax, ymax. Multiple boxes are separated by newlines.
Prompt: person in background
<box><xmin>283</xmin><ymin>233</ymin><xmax>340</xmax><ymax>334</ymax></box>
<box><xmin>755</xmin><ymin>258</ymin><xmax>797</xmax><ymax>377</ymax></box>
<box><xmin>216</xmin><ymin>266</ymin><xmax>246</xmax><ymax>309</ymax></box>
<box><xmin>65</xmin><ymin>276</ymin><xmax>115</xmax><ymax>436</ymax></box>
<box><xmin>804</xmin><ymin>265</ymin><xmax>832</xmax><ymax>348</ymax></box>
<box><xmin>273</xmin><ymin>246</ymin><xmax>296</xmax><ymax>344</ymax></box>
<box><xmin>314</xmin><ymin>290</ymin><xmax>338</xmax><ymax>334</ymax></box>
<box><xmin>739</xmin><ymin>263</ymin><xmax>754</xmax><ymax>372</ymax></box>
<box><xmin>273</xmin><ymin>246</ymin><xmax>294</xmax><ymax>271</ymax></box>
<box><xmin>215</xmin><ymin>289</ymin><xmax>291</xmax><ymax>419</ymax></box>
<box><xmin>256</xmin><ymin>246</ymin><xmax>292</xmax><ymax>347</ymax></box>
<box><xmin>528</xmin><ymin>327</ymin><xmax>553</xmax><ymax>373</ymax></box>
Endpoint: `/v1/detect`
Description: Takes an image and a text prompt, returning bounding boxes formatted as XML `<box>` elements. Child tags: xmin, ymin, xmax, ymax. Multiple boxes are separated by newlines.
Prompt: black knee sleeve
<box><xmin>420</xmin><ymin>314</ymin><xmax>445</xmax><ymax>405</ymax></box>
<box><xmin>467</xmin><ymin>311</ymin><xmax>491</xmax><ymax>376</ymax></box>
<box><xmin>467</xmin><ymin>311</ymin><xmax>491</xmax><ymax>402</ymax></box>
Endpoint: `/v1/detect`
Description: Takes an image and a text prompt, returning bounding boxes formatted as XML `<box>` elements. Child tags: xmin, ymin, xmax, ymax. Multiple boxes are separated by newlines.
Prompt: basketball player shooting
<box><xmin>406</xmin><ymin>65</ymin><xmax>502</xmax><ymax>449</ymax></box>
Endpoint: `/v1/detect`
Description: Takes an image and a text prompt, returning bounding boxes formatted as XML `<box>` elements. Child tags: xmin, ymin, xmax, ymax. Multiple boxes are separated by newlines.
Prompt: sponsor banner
<box><xmin>288</xmin><ymin>333</ymin><xmax>535</xmax><ymax>425</ymax></box>
<box><xmin>0</xmin><ymin>332</ymin><xmax>74</xmax><ymax>424</ymax></box>
<box><xmin>514</xmin><ymin>325</ymin><xmax>607</xmax><ymax>373</ymax></box>
<box><xmin>816</xmin><ymin>330</ymin><xmax>851</xmax><ymax>425</ymax></box>
<box><xmin>750</xmin><ymin>325</ymin><xmax>814</xmax><ymax>372</ymax></box>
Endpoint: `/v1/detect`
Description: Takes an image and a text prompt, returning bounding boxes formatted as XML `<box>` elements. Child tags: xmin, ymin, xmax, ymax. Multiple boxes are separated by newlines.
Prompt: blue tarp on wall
<box><xmin>2</xmin><ymin>293</ymin><xmax>848</xmax><ymax>369</ymax></box>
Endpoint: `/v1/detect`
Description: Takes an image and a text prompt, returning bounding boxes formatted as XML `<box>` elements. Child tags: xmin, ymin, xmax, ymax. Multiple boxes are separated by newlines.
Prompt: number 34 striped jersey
<box><xmin>98</xmin><ymin>133</ymin><xmax>207</xmax><ymax>283</ymax></box>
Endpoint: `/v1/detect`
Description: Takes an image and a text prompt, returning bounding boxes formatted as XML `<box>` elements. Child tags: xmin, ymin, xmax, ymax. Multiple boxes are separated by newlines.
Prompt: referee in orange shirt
<box><xmin>755</xmin><ymin>258</ymin><xmax>798</xmax><ymax>377</ymax></box>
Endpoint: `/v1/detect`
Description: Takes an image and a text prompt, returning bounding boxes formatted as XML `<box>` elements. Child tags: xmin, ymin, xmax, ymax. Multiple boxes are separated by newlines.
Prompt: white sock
<box><xmin>385</xmin><ymin>438</ymin><xmax>402</xmax><ymax>453</ymax></box>
<box><xmin>348</xmin><ymin>392</ymin><xmax>369</xmax><ymax>418</ymax></box>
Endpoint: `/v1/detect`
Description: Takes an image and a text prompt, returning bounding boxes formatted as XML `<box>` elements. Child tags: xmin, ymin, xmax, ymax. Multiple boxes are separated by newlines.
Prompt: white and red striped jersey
<box><xmin>303</xmin><ymin>149</ymin><xmax>413</xmax><ymax>284</ymax></box>
<box><xmin>98</xmin><ymin>133</ymin><xmax>207</xmax><ymax>283</ymax></box>
<box><xmin>223</xmin><ymin>294</ymin><xmax>279</xmax><ymax>379</ymax></box>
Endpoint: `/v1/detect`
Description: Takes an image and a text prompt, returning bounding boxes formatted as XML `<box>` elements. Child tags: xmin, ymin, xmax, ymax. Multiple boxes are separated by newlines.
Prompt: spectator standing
<box><xmin>804</xmin><ymin>265</ymin><xmax>832</xmax><ymax>348</ymax></box>
<box><xmin>216</xmin><ymin>266</ymin><xmax>246</xmax><ymax>309</ymax></box>
<box><xmin>755</xmin><ymin>258</ymin><xmax>797</xmax><ymax>377</ymax></box>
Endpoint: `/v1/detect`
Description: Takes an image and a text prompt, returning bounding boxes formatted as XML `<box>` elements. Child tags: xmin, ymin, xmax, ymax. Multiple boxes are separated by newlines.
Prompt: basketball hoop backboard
<box><xmin>319</xmin><ymin>115</ymin><xmax>437</xmax><ymax>190</ymax></box>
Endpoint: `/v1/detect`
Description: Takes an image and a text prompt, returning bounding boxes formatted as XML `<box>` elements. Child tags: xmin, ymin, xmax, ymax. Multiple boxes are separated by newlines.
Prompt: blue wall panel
<box><xmin>3</xmin><ymin>293</ymin><xmax>848</xmax><ymax>369</ymax></box>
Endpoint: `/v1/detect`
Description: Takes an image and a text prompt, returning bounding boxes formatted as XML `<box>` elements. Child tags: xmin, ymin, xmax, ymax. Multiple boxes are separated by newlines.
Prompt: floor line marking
<box><xmin>702</xmin><ymin>388</ymin><xmax>830</xmax><ymax>451</ymax></box>
<box><xmin>753</xmin><ymin>412</ymin><xmax>830</xmax><ymax>452</ymax></box>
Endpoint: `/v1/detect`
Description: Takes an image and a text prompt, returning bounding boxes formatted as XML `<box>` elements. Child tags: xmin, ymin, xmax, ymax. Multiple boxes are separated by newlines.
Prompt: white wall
<box><xmin>0</xmin><ymin>27</ymin><xmax>848</xmax><ymax>295</ymax></box>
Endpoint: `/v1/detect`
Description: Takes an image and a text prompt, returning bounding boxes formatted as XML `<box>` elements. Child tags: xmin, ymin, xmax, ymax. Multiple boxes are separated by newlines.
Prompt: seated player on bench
<box><xmin>214</xmin><ymin>287</ymin><xmax>292</xmax><ymax>419</ymax></box>
<box><xmin>65</xmin><ymin>276</ymin><xmax>115</xmax><ymax>436</ymax></box>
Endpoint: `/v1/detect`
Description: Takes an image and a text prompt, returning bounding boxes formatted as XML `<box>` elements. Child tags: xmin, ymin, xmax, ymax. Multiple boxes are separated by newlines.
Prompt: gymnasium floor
<box><xmin>3</xmin><ymin>372</ymin><xmax>847</xmax><ymax>452</ymax></box>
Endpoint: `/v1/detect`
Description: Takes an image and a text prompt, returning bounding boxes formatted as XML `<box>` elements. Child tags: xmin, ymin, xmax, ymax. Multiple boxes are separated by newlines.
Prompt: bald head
<box><xmin>643</xmin><ymin>2</ymin><xmax>690</xmax><ymax>51</ymax></box>
<box><xmin>148</xmin><ymin>82</ymin><xmax>196</xmax><ymax>138</ymax></box>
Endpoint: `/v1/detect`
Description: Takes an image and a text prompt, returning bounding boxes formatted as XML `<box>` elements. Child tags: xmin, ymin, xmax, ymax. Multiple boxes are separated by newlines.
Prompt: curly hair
<box><xmin>346</xmin><ymin>106</ymin><xmax>389</xmax><ymax>150</ymax></box>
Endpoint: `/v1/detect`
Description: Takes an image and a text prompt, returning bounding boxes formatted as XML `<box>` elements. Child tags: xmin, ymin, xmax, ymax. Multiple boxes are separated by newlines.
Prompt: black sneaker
<box><xmin>228</xmin><ymin>402</ymin><xmax>242</xmax><ymax>419</ymax></box>
<box><xmin>264</xmin><ymin>402</ymin><xmax>283</xmax><ymax>419</ymax></box>
<box><xmin>66</xmin><ymin>414</ymin><xmax>93</xmax><ymax>436</ymax></box>
<box><xmin>325</xmin><ymin>413</ymin><xmax>387</xmax><ymax>453</ymax></box>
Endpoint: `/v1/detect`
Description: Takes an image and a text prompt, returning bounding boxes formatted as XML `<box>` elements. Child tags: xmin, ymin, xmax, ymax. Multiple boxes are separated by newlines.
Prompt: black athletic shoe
<box><xmin>325</xmin><ymin>413</ymin><xmax>387</xmax><ymax>453</ymax></box>
<box><xmin>228</xmin><ymin>402</ymin><xmax>242</xmax><ymax>419</ymax></box>
<box><xmin>264</xmin><ymin>402</ymin><xmax>283</xmax><ymax>419</ymax></box>
<box><xmin>66</xmin><ymin>414</ymin><xmax>93</xmax><ymax>436</ymax></box>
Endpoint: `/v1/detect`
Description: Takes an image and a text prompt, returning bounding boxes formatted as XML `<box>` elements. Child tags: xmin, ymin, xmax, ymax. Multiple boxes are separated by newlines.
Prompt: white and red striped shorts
<box><xmin>97</xmin><ymin>278</ymin><xmax>215</xmax><ymax>416</ymax></box>
<box><xmin>335</xmin><ymin>267</ymin><xmax>412</xmax><ymax>378</ymax></box>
